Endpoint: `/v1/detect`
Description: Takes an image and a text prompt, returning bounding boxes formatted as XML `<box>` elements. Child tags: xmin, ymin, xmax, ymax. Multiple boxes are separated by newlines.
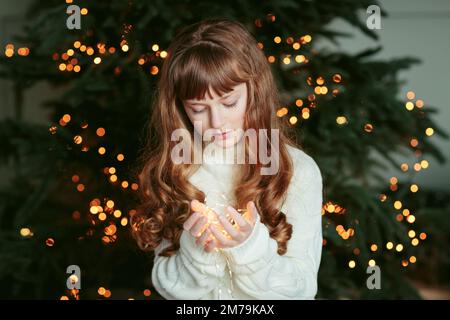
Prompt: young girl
<box><xmin>132</xmin><ymin>18</ymin><xmax>323</xmax><ymax>300</ymax></box>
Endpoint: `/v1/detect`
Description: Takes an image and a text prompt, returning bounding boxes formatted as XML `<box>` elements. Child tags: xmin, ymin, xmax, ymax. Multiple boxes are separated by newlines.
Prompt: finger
<box><xmin>183</xmin><ymin>211</ymin><xmax>202</xmax><ymax>231</ymax></box>
<box><xmin>227</xmin><ymin>206</ymin><xmax>250</xmax><ymax>229</ymax></box>
<box><xmin>209</xmin><ymin>225</ymin><xmax>234</xmax><ymax>247</ymax></box>
<box><xmin>217</xmin><ymin>214</ymin><xmax>241</xmax><ymax>240</ymax></box>
<box><xmin>195</xmin><ymin>229</ymin><xmax>211</xmax><ymax>247</ymax></box>
<box><xmin>190</xmin><ymin>216</ymin><xmax>208</xmax><ymax>237</ymax></box>
<box><xmin>205</xmin><ymin>237</ymin><xmax>220</xmax><ymax>253</ymax></box>
<box><xmin>191</xmin><ymin>199</ymin><xmax>207</xmax><ymax>213</ymax></box>
<box><xmin>246</xmin><ymin>201</ymin><xmax>258</xmax><ymax>226</ymax></box>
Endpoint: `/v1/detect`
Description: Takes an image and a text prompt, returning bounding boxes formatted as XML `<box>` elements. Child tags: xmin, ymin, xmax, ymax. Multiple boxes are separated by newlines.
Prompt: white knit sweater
<box><xmin>151</xmin><ymin>143</ymin><xmax>323</xmax><ymax>300</ymax></box>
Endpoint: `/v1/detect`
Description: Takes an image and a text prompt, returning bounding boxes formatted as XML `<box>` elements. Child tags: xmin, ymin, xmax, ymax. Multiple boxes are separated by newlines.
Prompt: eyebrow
<box><xmin>186</xmin><ymin>91</ymin><xmax>236</xmax><ymax>106</ymax></box>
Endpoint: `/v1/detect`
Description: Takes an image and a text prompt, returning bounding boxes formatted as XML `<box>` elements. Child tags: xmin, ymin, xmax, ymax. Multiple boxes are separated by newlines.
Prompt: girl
<box><xmin>132</xmin><ymin>18</ymin><xmax>323</xmax><ymax>300</ymax></box>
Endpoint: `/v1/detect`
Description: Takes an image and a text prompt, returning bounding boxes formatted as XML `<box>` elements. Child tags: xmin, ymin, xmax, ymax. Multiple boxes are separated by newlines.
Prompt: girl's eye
<box><xmin>224</xmin><ymin>101</ymin><xmax>237</xmax><ymax>108</ymax></box>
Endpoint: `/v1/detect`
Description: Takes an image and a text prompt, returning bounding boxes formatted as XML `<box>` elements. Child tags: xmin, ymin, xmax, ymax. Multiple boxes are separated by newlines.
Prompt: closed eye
<box><xmin>224</xmin><ymin>101</ymin><xmax>237</xmax><ymax>108</ymax></box>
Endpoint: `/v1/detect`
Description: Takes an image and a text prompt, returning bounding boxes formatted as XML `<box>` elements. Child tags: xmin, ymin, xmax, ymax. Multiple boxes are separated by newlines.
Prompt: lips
<box><xmin>213</xmin><ymin>130</ymin><xmax>233</xmax><ymax>140</ymax></box>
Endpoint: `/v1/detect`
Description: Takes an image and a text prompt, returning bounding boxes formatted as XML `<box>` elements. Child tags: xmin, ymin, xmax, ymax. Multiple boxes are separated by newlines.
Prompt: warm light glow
<box><xmin>406</xmin><ymin>91</ymin><xmax>415</xmax><ymax>100</ymax></box>
<box><xmin>98</xmin><ymin>147</ymin><xmax>106</xmax><ymax>155</ymax></box>
<box><xmin>333</xmin><ymin>74</ymin><xmax>342</xmax><ymax>83</ymax></box>
<box><xmin>94</xmin><ymin>57</ymin><xmax>102</xmax><ymax>64</ymax></box>
<box><xmin>106</xmin><ymin>200</ymin><xmax>114</xmax><ymax>208</ymax></box>
<box><xmin>370</xmin><ymin>244</ymin><xmax>378</xmax><ymax>252</ymax></box>
<box><xmin>395</xmin><ymin>244</ymin><xmax>403</xmax><ymax>252</ymax></box>
<box><xmin>121</xmin><ymin>181</ymin><xmax>128</xmax><ymax>189</ymax></box>
<box><xmin>295</xmin><ymin>55</ymin><xmax>306</xmax><ymax>63</ymax></box>
<box><xmin>117</xmin><ymin>154</ymin><xmax>125</xmax><ymax>161</ymax></box>
<box><xmin>122</xmin><ymin>44</ymin><xmax>129</xmax><ymax>52</ymax></box>
<box><xmin>368</xmin><ymin>259</ymin><xmax>376</xmax><ymax>267</ymax></box>
<box><xmin>86</xmin><ymin>47</ymin><xmax>94</xmax><ymax>56</ymax></box>
<box><xmin>425</xmin><ymin>128</ymin><xmax>434</xmax><ymax>136</ymax></box>
<box><xmin>276</xmin><ymin>107</ymin><xmax>288</xmax><ymax>117</ymax></box>
<box><xmin>113</xmin><ymin>210</ymin><xmax>122</xmax><ymax>218</ymax></box>
<box><xmin>80</xmin><ymin>8</ymin><xmax>88</xmax><ymax>15</ymax></box>
<box><xmin>289</xmin><ymin>116</ymin><xmax>298</xmax><ymax>125</ymax></box>
<box><xmin>143</xmin><ymin>289</ymin><xmax>151</xmax><ymax>297</ymax></box>
<box><xmin>98</xmin><ymin>287</ymin><xmax>106</xmax><ymax>296</ymax></box>
<box><xmin>405</xmin><ymin>102</ymin><xmax>414</xmax><ymax>111</ymax></box>
<box><xmin>415</xmin><ymin>99</ymin><xmax>424</xmax><ymax>108</ymax></box>
<box><xmin>410</xmin><ymin>138</ymin><xmax>419</xmax><ymax>148</ymax></box>
<box><xmin>410</xmin><ymin>184</ymin><xmax>419</xmax><ymax>193</ymax></box>
<box><xmin>46</xmin><ymin>238</ymin><xmax>55</xmax><ymax>247</ymax></box>
<box><xmin>408</xmin><ymin>230</ymin><xmax>416</xmax><ymax>238</ymax></box>
<box><xmin>274</xmin><ymin>36</ymin><xmax>281</xmax><ymax>43</ymax></box>
<box><xmin>73</xmin><ymin>135</ymin><xmax>82</xmax><ymax>144</ymax></box>
<box><xmin>268</xmin><ymin>55</ymin><xmax>276</xmax><ymax>63</ymax></box>
<box><xmin>394</xmin><ymin>200</ymin><xmax>402</xmax><ymax>210</ymax></box>
<box><xmin>409</xmin><ymin>256</ymin><xmax>417</xmax><ymax>263</ymax></box>
<box><xmin>411</xmin><ymin>238</ymin><xmax>419</xmax><ymax>246</ymax></box>
<box><xmin>76</xmin><ymin>184</ymin><xmax>85</xmax><ymax>192</ymax></box>
<box><xmin>402</xmin><ymin>209</ymin><xmax>410</xmax><ymax>217</ymax></box>
<box><xmin>150</xmin><ymin>66</ymin><xmax>159</xmax><ymax>75</ymax></box>
<box><xmin>419</xmin><ymin>232</ymin><xmax>427</xmax><ymax>240</ymax></box>
<box><xmin>96</xmin><ymin>127</ymin><xmax>106</xmax><ymax>137</ymax></box>
<box><xmin>20</xmin><ymin>228</ymin><xmax>32</xmax><ymax>237</ymax></box>
<box><xmin>390</xmin><ymin>177</ymin><xmax>398</xmax><ymax>185</ymax></box>
<box><xmin>348</xmin><ymin>260</ymin><xmax>356</xmax><ymax>269</ymax></box>
<box><xmin>364</xmin><ymin>123</ymin><xmax>373</xmax><ymax>133</ymax></box>
<box><xmin>336</xmin><ymin>116</ymin><xmax>347</xmax><ymax>125</ymax></box>
<box><xmin>90</xmin><ymin>206</ymin><xmax>99</xmax><ymax>214</ymax></box>
<box><xmin>160</xmin><ymin>50</ymin><xmax>167</xmax><ymax>58</ymax></box>
<box><xmin>121</xmin><ymin>217</ymin><xmax>128</xmax><ymax>226</ymax></box>
<box><xmin>386</xmin><ymin>242</ymin><xmax>393</xmax><ymax>250</ymax></box>
<box><xmin>110</xmin><ymin>175</ymin><xmax>118</xmax><ymax>183</ymax></box>
<box><xmin>407</xmin><ymin>215</ymin><xmax>416</xmax><ymax>223</ymax></box>
<box><xmin>98</xmin><ymin>213</ymin><xmax>107</xmax><ymax>221</ymax></box>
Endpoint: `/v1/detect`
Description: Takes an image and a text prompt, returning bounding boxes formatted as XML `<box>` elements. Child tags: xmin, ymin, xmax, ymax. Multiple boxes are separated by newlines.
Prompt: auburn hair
<box><xmin>131</xmin><ymin>17</ymin><xmax>298</xmax><ymax>257</ymax></box>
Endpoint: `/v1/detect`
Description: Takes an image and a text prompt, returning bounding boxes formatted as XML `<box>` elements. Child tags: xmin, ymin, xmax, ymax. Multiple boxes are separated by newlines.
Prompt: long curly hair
<box><xmin>131</xmin><ymin>17</ymin><xmax>299</xmax><ymax>257</ymax></box>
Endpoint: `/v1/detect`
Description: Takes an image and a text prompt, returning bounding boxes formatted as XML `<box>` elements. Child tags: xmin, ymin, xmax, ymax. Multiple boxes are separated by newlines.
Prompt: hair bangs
<box><xmin>173</xmin><ymin>43</ymin><xmax>247</xmax><ymax>102</ymax></box>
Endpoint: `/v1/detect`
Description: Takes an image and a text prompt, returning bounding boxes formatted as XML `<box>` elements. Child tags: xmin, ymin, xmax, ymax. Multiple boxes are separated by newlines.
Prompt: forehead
<box><xmin>185</xmin><ymin>82</ymin><xmax>246</xmax><ymax>102</ymax></box>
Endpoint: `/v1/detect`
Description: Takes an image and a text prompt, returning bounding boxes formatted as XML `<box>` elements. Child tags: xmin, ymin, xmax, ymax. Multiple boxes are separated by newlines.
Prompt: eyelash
<box><xmin>192</xmin><ymin>102</ymin><xmax>237</xmax><ymax>113</ymax></box>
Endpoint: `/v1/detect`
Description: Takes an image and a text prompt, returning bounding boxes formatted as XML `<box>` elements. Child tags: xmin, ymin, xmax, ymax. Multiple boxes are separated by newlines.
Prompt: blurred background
<box><xmin>0</xmin><ymin>0</ymin><xmax>449</xmax><ymax>299</ymax></box>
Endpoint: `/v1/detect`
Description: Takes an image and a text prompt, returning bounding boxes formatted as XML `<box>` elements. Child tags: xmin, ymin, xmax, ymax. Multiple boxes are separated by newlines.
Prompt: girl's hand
<box><xmin>207</xmin><ymin>201</ymin><xmax>258</xmax><ymax>252</ymax></box>
<box><xmin>183</xmin><ymin>200</ymin><xmax>219</xmax><ymax>252</ymax></box>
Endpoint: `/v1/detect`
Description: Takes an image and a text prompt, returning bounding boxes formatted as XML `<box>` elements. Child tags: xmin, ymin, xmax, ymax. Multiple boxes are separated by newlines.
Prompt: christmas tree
<box><xmin>0</xmin><ymin>0</ymin><xmax>448</xmax><ymax>299</ymax></box>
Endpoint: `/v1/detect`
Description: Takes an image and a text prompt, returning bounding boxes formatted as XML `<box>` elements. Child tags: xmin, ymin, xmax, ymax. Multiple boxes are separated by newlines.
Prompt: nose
<box><xmin>209</xmin><ymin>105</ymin><xmax>224</xmax><ymax>129</ymax></box>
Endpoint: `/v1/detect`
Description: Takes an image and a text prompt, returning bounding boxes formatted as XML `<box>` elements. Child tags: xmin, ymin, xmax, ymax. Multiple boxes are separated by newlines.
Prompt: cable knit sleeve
<box><xmin>151</xmin><ymin>229</ymin><xmax>227</xmax><ymax>300</ymax></box>
<box><xmin>220</xmin><ymin>148</ymin><xmax>323</xmax><ymax>299</ymax></box>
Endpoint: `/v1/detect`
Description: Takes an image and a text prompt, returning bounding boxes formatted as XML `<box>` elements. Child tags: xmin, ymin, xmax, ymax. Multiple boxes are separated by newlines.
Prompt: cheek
<box><xmin>231</xmin><ymin>100</ymin><xmax>247</xmax><ymax>127</ymax></box>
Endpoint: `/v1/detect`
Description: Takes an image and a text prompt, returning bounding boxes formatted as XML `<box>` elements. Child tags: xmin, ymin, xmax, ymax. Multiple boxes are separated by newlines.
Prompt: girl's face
<box><xmin>183</xmin><ymin>82</ymin><xmax>247</xmax><ymax>148</ymax></box>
